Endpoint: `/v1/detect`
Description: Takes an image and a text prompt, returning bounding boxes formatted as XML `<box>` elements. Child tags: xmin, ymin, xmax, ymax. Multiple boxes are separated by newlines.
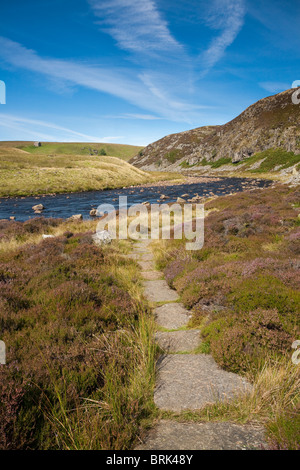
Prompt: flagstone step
<box><xmin>155</xmin><ymin>330</ymin><xmax>201</xmax><ymax>353</ymax></box>
<box><xmin>154</xmin><ymin>355</ymin><xmax>252</xmax><ymax>412</ymax></box>
<box><xmin>136</xmin><ymin>420</ymin><xmax>266</xmax><ymax>450</ymax></box>
<box><xmin>143</xmin><ymin>280</ymin><xmax>179</xmax><ymax>302</ymax></box>
<box><xmin>138</xmin><ymin>260</ymin><xmax>155</xmax><ymax>270</ymax></box>
<box><xmin>141</xmin><ymin>271</ymin><xmax>164</xmax><ymax>280</ymax></box>
<box><xmin>154</xmin><ymin>303</ymin><xmax>191</xmax><ymax>329</ymax></box>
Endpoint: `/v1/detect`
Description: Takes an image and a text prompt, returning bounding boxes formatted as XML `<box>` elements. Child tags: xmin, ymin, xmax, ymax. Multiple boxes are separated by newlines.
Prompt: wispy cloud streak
<box><xmin>88</xmin><ymin>0</ymin><xmax>184</xmax><ymax>58</ymax></box>
<box><xmin>201</xmin><ymin>0</ymin><xmax>246</xmax><ymax>73</ymax></box>
<box><xmin>0</xmin><ymin>36</ymin><xmax>202</xmax><ymax>122</ymax></box>
<box><xmin>0</xmin><ymin>113</ymin><xmax>122</xmax><ymax>142</ymax></box>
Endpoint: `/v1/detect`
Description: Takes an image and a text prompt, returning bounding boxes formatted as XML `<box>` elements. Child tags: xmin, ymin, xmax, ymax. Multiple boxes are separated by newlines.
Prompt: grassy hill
<box><xmin>0</xmin><ymin>146</ymin><xmax>150</xmax><ymax>197</ymax></box>
<box><xmin>0</xmin><ymin>141</ymin><xmax>144</xmax><ymax>161</ymax></box>
<box><xmin>0</xmin><ymin>144</ymin><xmax>183</xmax><ymax>197</ymax></box>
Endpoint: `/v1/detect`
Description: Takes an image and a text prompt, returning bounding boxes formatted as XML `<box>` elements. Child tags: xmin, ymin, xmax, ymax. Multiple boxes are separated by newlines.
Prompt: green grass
<box><xmin>0</xmin><ymin>141</ymin><xmax>143</xmax><ymax>162</ymax></box>
<box><xmin>242</xmin><ymin>149</ymin><xmax>300</xmax><ymax>173</ymax></box>
<box><xmin>210</xmin><ymin>157</ymin><xmax>232</xmax><ymax>168</ymax></box>
<box><xmin>164</xmin><ymin>149</ymin><xmax>183</xmax><ymax>163</ymax></box>
<box><xmin>193</xmin><ymin>148</ymin><xmax>300</xmax><ymax>179</ymax></box>
<box><xmin>197</xmin><ymin>157</ymin><xmax>232</xmax><ymax>168</ymax></box>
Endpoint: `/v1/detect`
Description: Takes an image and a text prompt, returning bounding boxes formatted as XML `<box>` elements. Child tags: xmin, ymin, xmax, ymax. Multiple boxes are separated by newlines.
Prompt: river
<box><xmin>0</xmin><ymin>177</ymin><xmax>273</xmax><ymax>222</ymax></box>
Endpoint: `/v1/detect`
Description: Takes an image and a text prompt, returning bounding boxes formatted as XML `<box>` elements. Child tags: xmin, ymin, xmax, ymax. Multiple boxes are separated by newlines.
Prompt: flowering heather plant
<box><xmin>0</xmin><ymin>225</ymin><xmax>152</xmax><ymax>449</ymax></box>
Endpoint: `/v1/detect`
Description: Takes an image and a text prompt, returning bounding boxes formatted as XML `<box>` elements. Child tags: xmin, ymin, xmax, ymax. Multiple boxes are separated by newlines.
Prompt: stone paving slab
<box><xmin>133</xmin><ymin>239</ymin><xmax>151</xmax><ymax>247</ymax></box>
<box><xmin>126</xmin><ymin>253</ymin><xmax>141</xmax><ymax>260</ymax></box>
<box><xmin>132</xmin><ymin>247</ymin><xmax>149</xmax><ymax>253</ymax></box>
<box><xmin>155</xmin><ymin>330</ymin><xmax>201</xmax><ymax>353</ymax></box>
<box><xmin>141</xmin><ymin>271</ymin><xmax>164</xmax><ymax>280</ymax></box>
<box><xmin>154</xmin><ymin>355</ymin><xmax>252</xmax><ymax>411</ymax></box>
<box><xmin>154</xmin><ymin>303</ymin><xmax>191</xmax><ymax>329</ymax></box>
<box><xmin>139</xmin><ymin>253</ymin><xmax>154</xmax><ymax>261</ymax></box>
<box><xmin>138</xmin><ymin>260</ymin><xmax>155</xmax><ymax>270</ymax></box>
<box><xmin>136</xmin><ymin>420</ymin><xmax>266</xmax><ymax>450</ymax></box>
<box><xmin>143</xmin><ymin>280</ymin><xmax>179</xmax><ymax>302</ymax></box>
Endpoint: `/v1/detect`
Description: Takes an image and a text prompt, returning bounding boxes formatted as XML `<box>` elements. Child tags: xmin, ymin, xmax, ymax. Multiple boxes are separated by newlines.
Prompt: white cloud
<box><xmin>88</xmin><ymin>0</ymin><xmax>184</xmax><ymax>58</ymax></box>
<box><xmin>106</xmin><ymin>113</ymin><xmax>163</xmax><ymax>120</ymax></box>
<box><xmin>259</xmin><ymin>81</ymin><xmax>290</xmax><ymax>93</ymax></box>
<box><xmin>0</xmin><ymin>36</ymin><xmax>202</xmax><ymax>123</ymax></box>
<box><xmin>0</xmin><ymin>113</ymin><xmax>122</xmax><ymax>142</ymax></box>
<box><xmin>201</xmin><ymin>0</ymin><xmax>246</xmax><ymax>73</ymax></box>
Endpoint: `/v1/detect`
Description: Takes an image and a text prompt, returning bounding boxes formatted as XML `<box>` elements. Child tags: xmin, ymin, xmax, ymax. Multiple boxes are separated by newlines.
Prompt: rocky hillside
<box><xmin>130</xmin><ymin>89</ymin><xmax>300</xmax><ymax>171</ymax></box>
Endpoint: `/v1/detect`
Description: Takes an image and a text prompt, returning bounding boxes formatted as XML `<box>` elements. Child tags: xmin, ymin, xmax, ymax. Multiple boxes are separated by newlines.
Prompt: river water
<box><xmin>0</xmin><ymin>177</ymin><xmax>273</xmax><ymax>222</ymax></box>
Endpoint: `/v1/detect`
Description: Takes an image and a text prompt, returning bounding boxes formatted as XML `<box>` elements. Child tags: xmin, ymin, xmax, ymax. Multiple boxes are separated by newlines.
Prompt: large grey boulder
<box><xmin>92</xmin><ymin>230</ymin><xmax>112</xmax><ymax>245</ymax></box>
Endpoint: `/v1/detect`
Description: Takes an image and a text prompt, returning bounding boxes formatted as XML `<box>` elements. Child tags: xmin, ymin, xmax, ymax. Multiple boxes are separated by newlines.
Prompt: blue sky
<box><xmin>0</xmin><ymin>0</ymin><xmax>299</xmax><ymax>146</ymax></box>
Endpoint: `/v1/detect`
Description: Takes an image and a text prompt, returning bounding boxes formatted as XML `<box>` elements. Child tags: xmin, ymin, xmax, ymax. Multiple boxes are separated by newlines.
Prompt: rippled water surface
<box><xmin>0</xmin><ymin>177</ymin><xmax>273</xmax><ymax>222</ymax></box>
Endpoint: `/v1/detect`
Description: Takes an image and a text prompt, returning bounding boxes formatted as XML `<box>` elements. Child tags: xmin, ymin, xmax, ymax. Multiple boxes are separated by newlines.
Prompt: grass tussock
<box><xmin>153</xmin><ymin>183</ymin><xmax>300</xmax><ymax>449</ymax></box>
<box><xmin>0</xmin><ymin>221</ymin><xmax>157</xmax><ymax>449</ymax></box>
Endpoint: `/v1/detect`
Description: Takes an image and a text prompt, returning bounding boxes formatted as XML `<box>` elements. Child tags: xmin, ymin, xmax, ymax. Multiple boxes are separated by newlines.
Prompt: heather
<box><xmin>0</xmin><ymin>224</ymin><xmax>156</xmax><ymax>449</ymax></box>
<box><xmin>154</xmin><ymin>184</ymin><xmax>300</xmax><ymax>449</ymax></box>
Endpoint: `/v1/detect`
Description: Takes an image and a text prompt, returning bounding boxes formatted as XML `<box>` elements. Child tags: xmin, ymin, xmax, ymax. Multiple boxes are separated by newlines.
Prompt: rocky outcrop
<box><xmin>130</xmin><ymin>89</ymin><xmax>300</xmax><ymax>171</ymax></box>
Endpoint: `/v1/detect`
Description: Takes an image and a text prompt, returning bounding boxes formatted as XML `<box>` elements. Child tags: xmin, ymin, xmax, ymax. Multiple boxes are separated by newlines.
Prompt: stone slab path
<box><xmin>154</xmin><ymin>355</ymin><xmax>251</xmax><ymax>411</ymax></box>
<box><xmin>155</xmin><ymin>330</ymin><xmax>200</xmax><ymax>353</ymax></box>
<box><xmin>143</xmin><ymin>280</ymin><xmax>179</xmax><ymax>302</ymax></box>
<box><xmin>126</xmin><ymin>240</ymin><xmax>266</xmax><ymax>450</ymax></box>
<box><xmin>136</xmin><ymin>420</ymin><xmax>266</xmax><ymax>450</ymax></box>
<box><xmin>154</xmin><ymin>303</ymin><xmax>191</xmax><ymax>329</ymax></box>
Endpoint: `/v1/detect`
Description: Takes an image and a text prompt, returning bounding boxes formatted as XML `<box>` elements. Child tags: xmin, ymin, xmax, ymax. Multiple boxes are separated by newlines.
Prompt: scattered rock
<box><xmin>42</xmin><ymin>234</ymin><xmax>55</xmax><ymax>239</ymax></box>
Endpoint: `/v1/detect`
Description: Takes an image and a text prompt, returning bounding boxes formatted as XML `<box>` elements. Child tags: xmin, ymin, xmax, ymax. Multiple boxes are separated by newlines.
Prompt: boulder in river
<box><xmin>32</xmin><ymin>204</ymin><xmax>44</xmax><ymax>211</ymax></box>
<box><xmin>90</xmin><ymin>208</ymin><xmax>97</xmax><ymax>217</ymax></box>
<box><xmin>68</xmin><ymin>214</ymin><xmax>83</xmax><ymax>221</ymax></box>
<box><xmin>177</xmin><ymin>197</ymin><xmax>186</xmax><ymax>203</ymax></box>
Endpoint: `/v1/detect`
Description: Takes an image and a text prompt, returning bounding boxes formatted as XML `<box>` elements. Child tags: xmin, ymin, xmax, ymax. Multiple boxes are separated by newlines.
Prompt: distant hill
<box><xmin>0</xmin><ymin>145</ymin><xmax>150</xmax><ymax>197</ymax></box>
<box><xmin>0</xmin><ymin>141</ymin><xmax>143</xmax><ymax>162</ymax></box>
<box><xmin>130</xmin><ymin>89</ymin><xmax>300</xmax><ymax>172</ymax></box>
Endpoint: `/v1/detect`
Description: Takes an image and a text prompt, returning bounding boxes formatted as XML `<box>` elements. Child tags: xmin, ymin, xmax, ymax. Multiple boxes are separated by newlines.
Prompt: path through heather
<box><xmin>128</xmin><ymin>239</ymin><xmax>266</xmax><ymax>450</ymax></box>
